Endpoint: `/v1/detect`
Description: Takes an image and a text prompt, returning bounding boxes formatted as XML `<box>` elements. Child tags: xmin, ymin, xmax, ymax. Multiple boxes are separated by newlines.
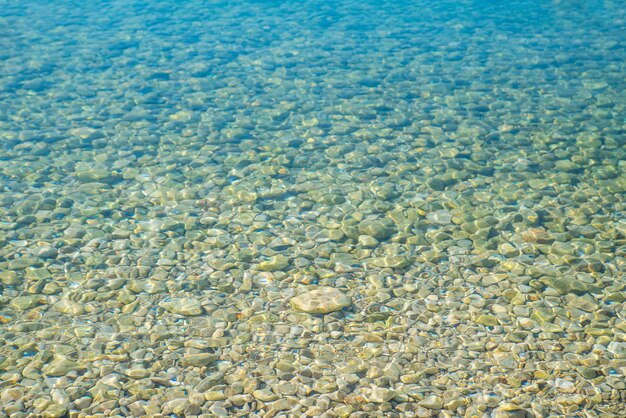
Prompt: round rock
<box><xmin>290</xmin><ymin>287</ymin><xmax>351</xmax><ymax>314</ymax></box>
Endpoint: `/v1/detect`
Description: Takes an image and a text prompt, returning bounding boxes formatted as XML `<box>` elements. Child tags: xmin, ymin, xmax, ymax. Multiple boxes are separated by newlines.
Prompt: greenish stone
<box><xmin>358</xmin><ymin>219</ymin><xmax>396</xmax><ymax>240</ymax></box>
<box><xmin>257</xmin><ymin>255</ymin><xmax>289</xmax><ymax>272</ymax></box>
<box><xmin>585</xmin><ymin>327</ymin><xmax>613</xmax><ymax>336</ymax></box>
<box><xmin>475</xmin><ymin>314</ymin><xmax>498</xmax><ymax>326</ymax></box>
<box><xmin>313</xmin><ymin>376</ymin><xmax>338</xmax><ymax>393</ymax></box>
<box><xmin>555</xmin><ymin>160</ymin><xmax>579</xmax><ymax>172</ymax></box>
<box><xmin>0</xmin><ymin>271</ymin><xmax>20</xmax><ymax>285</ymax></box>
<box><xmin>325</xmin><ymin>228</ymin><xmax>345</xmax><ymax>242</ymax></box>
<box><xmin>24</xmin><ymin>267</ymin><xmax>51</xmax><ymax>281</ymax></box>
<box><xmin>567</xmin><ymin>295</ymin><xmax>598</xmax><ymax>312</ymax></box>
<box><xmin>253</xmin><ymin>389</ymin><xmax>279</xmax><ymax>402</ymax></box>
<box><xmin>539</xmin><ymin>276</ymin><xmax>599</xmax><ymax>295</ymax></box>
<box><xmin>530</xmin><ymin>307</ymin><xmax>555</xmax><ymax>324</ymax></box>
<box><xmin>340</xmin><ymin>225</ymin><xmax>360</xmax><ymax>240</ymax></box>
<box><xmin>43</xmin><ymin>357</ymin><xmax>85</xmax><ymax>376</ymax></box>
<box><xmin>540</xmin><ymin>323</ymin><xmax>564</xmax><ymax>333</ymax></box>
<box><xmin>207</xmin><ymin>258</ymin><xmax>236</xmax><ymax>271</ymax></box>
<box><xmin>180</xmin><ymin>353</ymin><xmax>219</xmax><ymax>367</ymax></box>
<box><xmin>578</xmin><ymin>367</ymin><xmax>596</xmax><ymax>379</ymax></box>
<box><xmin>11</xmin><ymin>295</ymin><xmax>46</xmax><ymax>310</ymax></box>
<box><xmin>232</xmin><ymin>250</ymin><xmax>254</xmax><ymax>262</ymax></box>
<box><xmin>53</xmin><ymin>300</ymin><xmax>85</xmax><ymax>316</ymax></box>
<box><xmin>606</xmin><ymin>292</ymin><xmax>625</xmax><ymax>302</ymax></box>
<box><xmin>550</xmin><ymin>242</ymin><xmax>576</xmax><ymax>256</ymax></box>
<box><xmin>358</xmin><ymin>235</ymin><xmax>379</xmax><ymax>248</ymax></box>
<box><xmin>365</xmin><ymin>312</ymin><xmax>391</xmax><ymax>323</ymax></box>
<box><xmin>498</xmin><ymin>243</ymin><xmax>519</xmax><ymax>258</ymax></box>
<box><xmin>8</xmin><ymin>257</ymin><xmax>41</xmax><ymax>270</ymax></box>
<box><xmin>125</xmin><ymin>368</ymin><xmax>151</xmax><ymax>379</ymax></box>
<box><xmin>43</xmin><ymin>404</ymin><xmax>68</xmax><ymax>418</ymax></box>
<box><xmin>427</xmin><ymin>176</ymin><xmax>454</xmax><ymax>191</ymax></box>
<box><xmin>76</xmin><ymin>169</ymin><xmax>120</xmax><ymax>184</ymax></box>
<box><xmin>419</xmin><ymin>395</ymin><xmax>443</xmax><ymax>410</ymax></box>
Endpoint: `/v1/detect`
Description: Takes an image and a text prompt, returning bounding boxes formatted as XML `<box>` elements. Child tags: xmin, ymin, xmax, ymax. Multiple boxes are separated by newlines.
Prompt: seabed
<box><xmin>0</xmin><ymin>1</ymin><xmax>625</xmax><ymax>417</ymax></box>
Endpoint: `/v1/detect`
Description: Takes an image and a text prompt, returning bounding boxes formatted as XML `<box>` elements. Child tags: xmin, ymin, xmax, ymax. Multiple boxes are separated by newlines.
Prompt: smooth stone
<box><xmin>0</xmin><ymin>271</ymin><xmax>20</xmax><ymax>285</ymax></box>
<box><xmin>24</xmin><ymin>267</ymin><xmax>51</xmax><ymax>280</ymax></box>
<box><xmin>257</xmin><ymin>255</ymin><xmax>289</xmax><ymax>272</ymax></box>
<box><xmin>358</xmin><ymin>235</ymin><xmax>379</xmax><ymax>248</ymax></box>
<box><xmin>53</xmin><ymin>300</ymin><xmax>84</xmax><ymax>316</ymax></box>
<box><xmin>33</xmin><ymin>398</ymin><xmax>51</xmax><ymax>411</ymax></box>
<box><xmin>426</xmin><ymin>210</ymin><xmax>452</xmax><ymax>224</ymax></box>
<box><xmin>419</xmin><ymin>395</ymin><xmax>443</xmax><ymax>409</ymax></box>
<box><xmin>209</xmin><ymin>403</ymin><xmax>229</xmax><ymax>417</ymax></box>
<box><xmin>475</xmin><ymin>314</ymin><xmax>499</xmax><ymax>326</ymax></box>
<box><xmin>290</xmin><ymin>287</ymin><xmax>351</xmax><ymax>314</ymax></box>
<box><xmin>160</xmin><ymin>298</ymin><xmax>203</xmax><ymax>316</ymax></box>
<box><xmin>43</xmin><ymin>357</ymin><xmax>85</xmax><ymax>376</ymax></box>
<box><xmin>521</xmin><ymin>228</ymin><xmax>554</xmax><ymax>244</ymax></box>
<box><xmin>270</xmin><ymin>397</ymin><xmax>298</xmax><ymax>412</ymax></box>
<box><xmin>335</xmin><ymin>405</ymin><xmax>354</xmax><ymax>418</ymax></box>
<box><xmin>75</xmin><ymin>169</ymin><xmax>120</xmax><ymax>184</ymax></box>
<box><xmin>42</xmin><ymin>404</ymin><xmax>68</xmax><ymax>418</ymax></box>
<box><xmin>73</xmin><ymin>397</ymin><xmax>92</xmax><ymax>410</ymax></box>
<box><xmin>125</xmin><ymin>368</ymin><xmax>151</xmax><ymax>379</ymax></box>
<box><xmin>498</xmin><ymin>243</ymin><xmax>519</xmax><ymax>257</ymax></box>
<box><xmin>180</xmin><ymin>353</ymin><xmax>219</xmax><ymax>367</ymax></box>
<box><xmin>205</xmin><ymin>391</ymin><xmax>228</xmax><ymax>401</ymax></box>
<box><xmin>313</xmin><ymin>376</ymin><xmax>338</xmax><ymax>393</ymax></box>
<box><xmin>567</xmin><ymin>295</ymin><xmax>598</xmax><ymax>312</ymax></box>
<box><xmin>253</xmin><ymin>389</ymin><xmax>279</xmax><ymax>402</ymax></box>
<box><xmin>607</xmin><ymin>342</ymin><xmax>626</xmax><ymax>356</ymax></box>
<box><xmin>554</xmin><ymin>378</ymin><xmax>576</xmax><ymax>393</ymax></box>
<box><xmin>228</xmin><ymin>394</ymin><xmax>251</xmax><ymax>407</ymax></box>
<box><xmin>371</xmin><ymin>255</ymin><xmax>412</xmax><ymax>268</ymax></box>
<box><xmin>11</xmin><ymin>295</ymin><xmax>46</xmax><ymax>310</ymax></box>
<box><xmin>8</xmin><ymin>257</ymin><xmax>41</xmax><ymax>270</ymax></box>
<box><xmin>1</xmin><ymin>388</ymin><xmax>24</xmax><ymax>403</ymax></box>
<box><xmin>539</xmin><ymin>276</ymin><xmax>599</xmax><ymax>295</ymax></box>
<box><xmin>358</xmin><ymin>219</ymin><xmax>396</xmax><ymax>240</ymax></box>
<box><xmin>366</xmin><ymin>386</ymin><xmax>395</xmax><ymax>403</ymax></box>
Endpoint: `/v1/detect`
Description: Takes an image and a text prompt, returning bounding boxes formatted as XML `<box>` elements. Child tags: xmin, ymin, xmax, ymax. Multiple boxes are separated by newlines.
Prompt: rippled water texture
<box><xmin>1</xmin><ymin>0</ymin><xmax>625</xmax><ymax>416</ymax></box>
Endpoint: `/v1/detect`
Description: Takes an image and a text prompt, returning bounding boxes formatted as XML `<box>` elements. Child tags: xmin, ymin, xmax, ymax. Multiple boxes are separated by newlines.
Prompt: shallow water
<box><xmin>1</xmin><ymin>0</ymin><xmax>625</xmax><ymax>416</ymax></box>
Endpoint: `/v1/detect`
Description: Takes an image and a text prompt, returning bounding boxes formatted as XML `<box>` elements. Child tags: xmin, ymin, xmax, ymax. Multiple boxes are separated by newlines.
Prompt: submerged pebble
<box><xmin>290</xmin><ymin>287</ymin><xmax>352</xmax><ymax>314</ymax></box>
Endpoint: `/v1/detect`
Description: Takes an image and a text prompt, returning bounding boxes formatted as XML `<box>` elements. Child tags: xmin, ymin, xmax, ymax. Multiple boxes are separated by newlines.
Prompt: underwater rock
<box><xmin>290</xmin><ymin>287</ymin><xmax>351</xmax><ymax>314</ymax></box>
<box><xmin>159</xmin><ymin>298</ymin><xmax>203</xmax><ymax>316</ymax></box>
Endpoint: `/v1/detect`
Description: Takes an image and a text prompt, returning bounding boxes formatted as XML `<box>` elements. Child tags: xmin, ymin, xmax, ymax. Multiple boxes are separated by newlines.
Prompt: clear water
<box><xmin>1</xmin><ymin>1</ymin><xmax>625</xmax><ymax>416</ymax></box>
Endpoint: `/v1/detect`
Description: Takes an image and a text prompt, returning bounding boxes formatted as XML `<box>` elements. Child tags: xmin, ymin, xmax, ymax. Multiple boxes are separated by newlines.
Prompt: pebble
<box><xmin>180</xmin><ymin>353</ymin><xmax>219</xmax><ymax>367</ymax></box>
<box><xmin>366</xmin><ymin>386</ymin><xmax>395</xmax><ymax>403</ymax></box>
<box><xmin>42</xmin><ymin>404</ymin><xmax>68</xmax><ymax>418</ymax></box>
<box><xmin>257</xmin><ymin>255</ymin><xmax>289</xmax><ymax>272</ymax></box>
<box><xmin>10</xmin><ymin>295</ymin><xmax>46</xmax><ymax>310</ymax></box>
<box><xmin>159</xmin><ymin>298</ymin><xmax>203</xmax><ymax>316</ymax></box>
<box><xmin>253</xmin><ymin>389</ymin><xmax>279</xmax><ymax>402</ymax></box>
<box><xmin>290</xmin><ymin>287</ymin><xmax>352</xmax><ymax>314</ymax></box>
<box><xmin>53</xmin><ymin>300</ymin><xmax>84</xmax><ymax>316</ymax></box>
<box><xmin>419</xmin><ymin>395</ymin><xmax>443</xmax><ymax>410</ymax></box>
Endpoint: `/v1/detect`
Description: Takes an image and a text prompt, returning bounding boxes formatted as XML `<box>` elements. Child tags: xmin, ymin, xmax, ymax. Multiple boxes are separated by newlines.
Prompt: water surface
<box><xmin>1</xmin><ymin>1</ymin><xmax>625</xmax><ymax>416</ymax></box>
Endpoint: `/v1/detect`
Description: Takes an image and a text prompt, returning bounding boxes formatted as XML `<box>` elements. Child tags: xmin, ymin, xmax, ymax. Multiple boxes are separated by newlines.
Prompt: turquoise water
<box><xmin>1</xmin><ymin>1</ymin><xmax>625</xmax><ymax>416</ymax></box>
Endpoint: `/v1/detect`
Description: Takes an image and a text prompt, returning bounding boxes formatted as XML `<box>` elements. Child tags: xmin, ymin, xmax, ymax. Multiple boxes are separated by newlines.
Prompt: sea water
<box><xmin>1</xmin><ymin>1</ymin><xmax>625</xmax><ymax>416</ymax></box>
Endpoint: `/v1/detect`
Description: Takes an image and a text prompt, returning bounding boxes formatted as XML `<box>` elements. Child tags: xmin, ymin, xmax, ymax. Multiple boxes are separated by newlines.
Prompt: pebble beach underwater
<box><xmin>1</xmin><ymin>0</ymin><xmax>625</xmax><ymax>416</ymax></box>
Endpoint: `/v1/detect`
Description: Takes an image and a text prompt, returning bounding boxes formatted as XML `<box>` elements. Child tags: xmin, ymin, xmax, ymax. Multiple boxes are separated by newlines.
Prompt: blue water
<box><xmin>1</xmin><ymin>1</ymin><xmax>625</xmax><ymax>416</ymax></box>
